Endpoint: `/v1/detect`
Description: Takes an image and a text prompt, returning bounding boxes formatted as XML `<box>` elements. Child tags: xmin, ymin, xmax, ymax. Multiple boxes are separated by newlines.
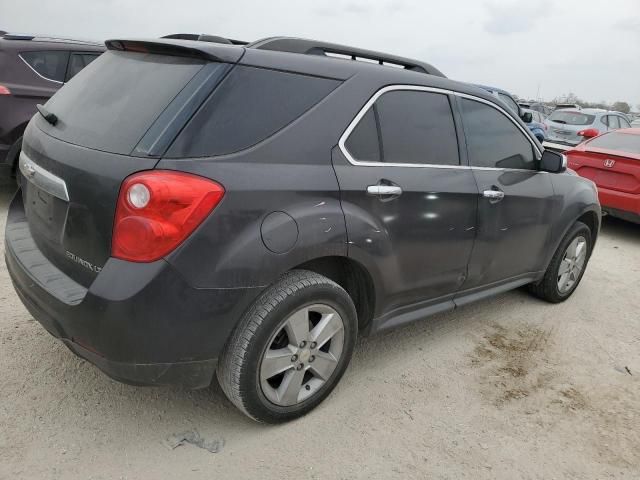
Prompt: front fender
<box><xmin>542</xmin><ymin>172</ymin><xmax>601</xmax><ymax>270</ymax></box>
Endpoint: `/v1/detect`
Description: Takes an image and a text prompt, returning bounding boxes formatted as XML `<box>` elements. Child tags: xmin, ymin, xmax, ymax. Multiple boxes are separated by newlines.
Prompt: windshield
<box><xmin>588</xmin><ymin>132</ymin><xmax>640</xmax><ymax>155</ymax></box>
<box><xmin>548</xmin><ymin>111</ymin><xmax>595</xmax><ymax>126</ymax></box>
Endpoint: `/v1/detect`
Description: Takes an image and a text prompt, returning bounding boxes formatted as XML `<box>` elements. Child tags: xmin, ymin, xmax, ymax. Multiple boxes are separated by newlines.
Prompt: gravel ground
<box><xmin>1</xmin><ymin>184</ymin><xmax>639</xmax><ymax>480</ymax></box>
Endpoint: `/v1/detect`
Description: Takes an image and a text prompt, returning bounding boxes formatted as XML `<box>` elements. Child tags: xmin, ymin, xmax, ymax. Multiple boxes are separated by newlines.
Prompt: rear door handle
<box><xmin>483</xmin><ymin>189</ymin><xmax>505</xmax><ymax>201</ymax></box>
<box><xmin>367</xmin><ymin>185</ymin><xmax>403</xmax><ymax>197</ymax></box>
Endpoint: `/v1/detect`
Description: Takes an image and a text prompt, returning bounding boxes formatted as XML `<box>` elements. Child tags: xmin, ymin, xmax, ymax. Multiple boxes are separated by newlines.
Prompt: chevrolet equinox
<box><xmin>5</xmin><ymin>37</ymin><xmax>601</xmax><ymax>423</ymax></box>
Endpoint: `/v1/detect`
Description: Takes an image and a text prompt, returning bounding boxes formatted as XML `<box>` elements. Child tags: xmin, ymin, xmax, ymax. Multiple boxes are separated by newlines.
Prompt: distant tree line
<box><xmin>514</xmin><ymin>92</ymin><xmax>635</xmax><ymax>114</ymax></box>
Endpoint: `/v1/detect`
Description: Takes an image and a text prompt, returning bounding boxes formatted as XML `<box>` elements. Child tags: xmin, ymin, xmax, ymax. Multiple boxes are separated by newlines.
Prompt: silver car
<box><xmin>543</xmin><ymin>108</ymin><xmax>631</xmax><ymax>150</ymax></box>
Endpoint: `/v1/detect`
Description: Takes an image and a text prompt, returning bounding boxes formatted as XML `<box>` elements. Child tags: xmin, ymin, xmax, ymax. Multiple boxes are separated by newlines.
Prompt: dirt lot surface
<box><xmin>1</xmin><ymin>184</ymin><xmax>639</xmax><ymax>479</ymax></box>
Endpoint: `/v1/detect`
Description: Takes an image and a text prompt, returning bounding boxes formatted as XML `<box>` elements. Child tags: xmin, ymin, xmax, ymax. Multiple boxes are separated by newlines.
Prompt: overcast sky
<box><xmin>2</xmin><ymin>0</ymin><xmax>639</xmax><ymax>107</ymax></box>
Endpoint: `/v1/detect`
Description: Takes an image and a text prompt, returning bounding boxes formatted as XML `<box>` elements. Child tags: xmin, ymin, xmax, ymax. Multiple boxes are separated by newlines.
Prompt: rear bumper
<box><xmin>598</xmin><ymin>187</ymin><xmax>640</xmax><ymax>224</ymax></box>
<box><xmin>5</xmin><ymin>191</ymin><xmax>263</xmax><ymax>388</ymax></box>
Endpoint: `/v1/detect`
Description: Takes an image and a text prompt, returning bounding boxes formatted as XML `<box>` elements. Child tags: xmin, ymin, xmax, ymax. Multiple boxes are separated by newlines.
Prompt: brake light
<box><xmin>0</xmin><ymin>85</ymin><xmax>10</xmax><ymax>95</ymax></box>
<box><xmin>112</xmin><ymin>171</ymin><xmax>224</xmax><ymax>262</ymax></box>
<box><xmin>578</xmin><ymin>128</ymin><xmax>599</xmax><ymax>138</ymax></box>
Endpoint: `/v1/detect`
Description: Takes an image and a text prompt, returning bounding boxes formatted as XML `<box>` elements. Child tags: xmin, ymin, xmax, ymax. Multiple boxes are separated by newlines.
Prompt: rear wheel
<box><xmin>529</xmin><ymin>221</ymin><xmax>592</xmax><ymax>303</ymax></box>
<box><xmin>217</xmin><ymin>270</ymin><xmax>357</xmax><ymax>423</ymax></box>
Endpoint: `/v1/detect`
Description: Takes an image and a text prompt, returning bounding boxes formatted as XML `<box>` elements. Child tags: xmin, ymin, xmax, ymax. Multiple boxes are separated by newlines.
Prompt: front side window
<box><xmin>20</xmin><ymin>51</ymin><xmax>69</xmax><ymax>82</ymax></box>
<box><xmin>344</xmin><ymin>90</ymin><xmax>460</xmax><ymax>166</ymax></box>
<box><xmin>461</xmin><ymin>98</ymin><xmax>536</xmax><ymax>170</ymax></box>
<box><xmin>620</xmin><ymin>117</ymin><xmax>631</xmax><ymax>128</ymax></box>
<box><xmin>497</xmin><ymin>92</ymin><xmax>519</xmax><ymax>114</ymax></box>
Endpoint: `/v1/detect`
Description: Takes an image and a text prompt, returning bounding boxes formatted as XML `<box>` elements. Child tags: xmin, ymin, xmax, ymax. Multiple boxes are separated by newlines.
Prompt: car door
<box><xmin>333</xmin><ymin>87</ymin><xmax>478</xmax><ymax>317</ymax></box>
<box><xmin>456</xmin><ymin>96</ymin><xmax>555</xmax><ymax>293</ymax></box>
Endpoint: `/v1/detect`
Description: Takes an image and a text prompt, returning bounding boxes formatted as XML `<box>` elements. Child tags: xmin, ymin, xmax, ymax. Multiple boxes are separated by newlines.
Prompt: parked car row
<box><xmin>0</xmin><ymin>32</ymin><xmax>104</xmax><ymax>178</ymax></box>
<box><xmin>5</xmin><ymin>33</ymin><xmax>600</xmax><ymax>422</ymax></box>
<box><xmin>543</xmin><ymin>109</ymin><xmax>631</xmax><ymax>151</ymax></box>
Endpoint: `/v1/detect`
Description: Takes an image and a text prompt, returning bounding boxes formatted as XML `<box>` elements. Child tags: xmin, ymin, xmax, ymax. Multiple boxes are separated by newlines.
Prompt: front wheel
<box><xmin>217</xmin><ymin>270</ymin><xmax>357</xmax><ymax>423</ymax></box>
<box><xmin>529</xmin><ymin>221</ymin><xmax>592</xmax><ymax>303</ymax></box>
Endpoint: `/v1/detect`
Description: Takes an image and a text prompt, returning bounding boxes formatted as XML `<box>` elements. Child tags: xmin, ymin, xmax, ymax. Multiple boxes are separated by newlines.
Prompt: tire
<box><xmin>216</xmin><ymin>270</ymin><xmax>357</xmax><ymax>423</ymax></box>
<box><xmin>529</xmin><ymin>221</ymin><xmax>592</xmax><ymax>303</ymax></box>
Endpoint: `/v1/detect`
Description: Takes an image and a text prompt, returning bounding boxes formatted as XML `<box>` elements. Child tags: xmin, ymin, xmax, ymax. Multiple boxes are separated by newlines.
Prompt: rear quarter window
<box><xmin>166</xmin><ymin>66</ymin><xmax>340</xmax><ymax>158</ymax></box>
<box><xmin>20</xmin><ymin>51</ymin><xmax>69</xmax><ymax>82</ymax></box>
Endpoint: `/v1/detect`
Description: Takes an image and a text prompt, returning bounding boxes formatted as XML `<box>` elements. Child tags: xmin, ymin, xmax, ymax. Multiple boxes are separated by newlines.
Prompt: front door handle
<box><xmin>367</xmin><ymin>185</ymin><xmax>403</xmax><ymax>197</ymax></box>
<box><xmin>483</xmin><ymin>189</ymin><xmax>505</xmax><ymax>201</ymax></box>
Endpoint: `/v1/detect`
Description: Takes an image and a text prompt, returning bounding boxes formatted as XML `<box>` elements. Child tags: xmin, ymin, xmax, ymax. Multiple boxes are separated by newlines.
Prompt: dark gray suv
<box><xmin>0</xmin><ymin>32</ymin><xmax>104</xmax><ymax>179</ymax></box>
<box><xmin>5</xmin><ymin>37</ymin><xmax>601</xmax><ymax>423</ymax></box>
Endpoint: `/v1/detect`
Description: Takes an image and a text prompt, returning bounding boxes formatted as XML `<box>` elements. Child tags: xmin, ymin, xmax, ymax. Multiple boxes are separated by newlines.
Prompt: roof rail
<box><xmin>161</xmin><ymin>33</ymin><xmax>248</xmax><ymax>46</ymax></box>
<box><xmin>247</xmin><ymin>37</ymin><xmax>445</xmax><ymax>78</ymax></box>
<box><xmin>2</xmin><ymin>33</ymin><xmax>36</xmax><ymax>41</ymax></box>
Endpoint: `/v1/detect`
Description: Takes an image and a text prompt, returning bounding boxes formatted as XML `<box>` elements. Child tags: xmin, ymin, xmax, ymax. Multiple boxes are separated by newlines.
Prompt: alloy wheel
<box><xmin>259</xmin><ymin>304</ymin><xmax>345</xmax><ymax>407</ymax></box>
<box><xmin>557</xmin><ymin>235</ymin><xmax>587</xmax><ymax>294</ymax></box>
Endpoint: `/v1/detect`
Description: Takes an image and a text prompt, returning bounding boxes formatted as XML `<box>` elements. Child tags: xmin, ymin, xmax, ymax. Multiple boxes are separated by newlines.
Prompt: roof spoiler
<box><xmin>105</xmin><ymin>39</ymin><xmax>229</xmax><ymax>62</ymax></box>
<box><xmin>161</xmin><ymin>33</ymin><xmax>248</xmax><ymax>46</ymax></box>
<box><xmin>247</xmin><ymin>37</ymin><xmax>445</xmax><ymax>78</ymax></box>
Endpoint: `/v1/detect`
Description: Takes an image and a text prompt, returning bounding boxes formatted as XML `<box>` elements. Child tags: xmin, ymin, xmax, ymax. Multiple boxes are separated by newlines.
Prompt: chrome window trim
<box><xmin>18</xmin><ymin>53</ymin><xmax>64</xmax><ymax>85</ymax></box>
<box><xmin>338</xmin><ymin>84</ymin><xmax>543</xmax><ymax>171</ymax></box>
<box><xmin>19</xmin><ymin>151</ymin><xmax>69</xmax><ymax>202</ymax></box>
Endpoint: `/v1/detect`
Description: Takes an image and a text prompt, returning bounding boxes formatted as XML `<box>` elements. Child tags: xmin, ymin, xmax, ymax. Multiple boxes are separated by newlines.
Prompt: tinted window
<box><xmin>66</xmin><ymin>53</ymin><xmax>100</xmax><ymax>81</ymax></box>
<box><xmin>461</xmin><ymin>98</ymin><xmax>536</xmax><ymax>170</ymax></box>
<box><xmin>375</xmin><ymin>91</ymin><xmax>459</xmax><ymax>165</ymax></box>
<box><xmin>548</xmin><ymin>111</ymin><xmax>595</xmax><ymax>126</ymax></box>
<box><xmin>497</xmin><ymin>92</ymin><xmax>519</xmax><ymax>114</ymax></box>
<box><xmin>168</xmin><ymin>66</ymin><xmax>339</xmax><ymax>157</ymax></box>
<box><xmin>41</xmin><ymin>51</ymin><xmax>206</xmax><ymax>155</ymax></box>
<box><xmin>345</xmin><ymin>107</ymin><xmax>380</xmax><ymax>162</ymax></box>
<box><xmin>588</xmin><ymin>132</ymin><xmax>640</xmax><ymax>154</ymax></box>
<box><xmin>20</xmin><ymin>51</ymin><xmax>69</xmax><ymax>82</ymax></box>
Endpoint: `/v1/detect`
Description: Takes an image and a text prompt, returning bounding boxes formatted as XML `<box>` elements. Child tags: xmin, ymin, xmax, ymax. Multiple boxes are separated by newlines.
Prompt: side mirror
<box><xmin>540</xmin><ymin>150</ymin><xmax>567</xmax><ymax>173</ymax></box>
<box><xmin>577</xmin><ymin>128</ymin><xmax>599</xmax><ymax>138</ymax></box>
<box><xmin>521</xmin><ymin>112</ymin><xmax>533</xmax><ymax>123</ymax></box>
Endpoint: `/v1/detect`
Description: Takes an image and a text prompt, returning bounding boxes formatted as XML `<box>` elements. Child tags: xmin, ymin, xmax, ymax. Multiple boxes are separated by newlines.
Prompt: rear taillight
<box><xmin>112</xmin><ymin>171</ymin><xmax>225</xmax><ymax>262</ymax></box>
<box><xmin>0</xmin><ymin>85</ymin><xmax>11</xmax><ymax>95</ymax></box>
<box><xmin>578</xmin><ymin>128</ymin><xmax>599</xmax><ymax>138</ymax></box>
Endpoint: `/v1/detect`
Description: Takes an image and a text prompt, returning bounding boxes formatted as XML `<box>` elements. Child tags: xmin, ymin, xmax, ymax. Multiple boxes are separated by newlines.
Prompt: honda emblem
<box><xmin>603</xmin><ymin>159</ymin><xmax>616</xmax><ymax>168</ymax></box>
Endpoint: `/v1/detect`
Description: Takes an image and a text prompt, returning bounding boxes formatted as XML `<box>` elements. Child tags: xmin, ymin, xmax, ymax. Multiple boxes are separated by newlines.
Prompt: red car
<box><xmin>566</xmin><ymin>128</ymin><xmax>640</xmax><ymax>224</ymax></box>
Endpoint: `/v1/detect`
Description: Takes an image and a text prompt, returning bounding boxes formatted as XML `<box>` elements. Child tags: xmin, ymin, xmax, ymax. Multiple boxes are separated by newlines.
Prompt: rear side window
<box><xmin>65</xmin><ymin>53</ymin><xmax>100</xmax><ymax>81</ymax></box>
<box><xmin>548</xmin><ymin>111</ymin><xmax>595</xmax><ymax>126</ymax></box>
<box><xmin>461</xmin><ymin>98</ymin><xmax>536</xmax><ymax>170</ymax></box>
<box><xmin>588</xmin><ymin>132</ymin><xmax>640</xmax><ymax>154</ymax></box>
<box><xmin>344</xmin><ymin>90</ymin><xmax>460</xmax><ymax>166</ymax></box>
<box><xmin>40</xmin><ymin>51</ymin><xmax>206</xmax><ymax>155</ymax></box>
<box><xmin>167</xmin><ymin>66</ymin><xmax>340</xmax><ymax>157</ymax></box>
<box><xmin>345</xmin><ymin>107</ymin><xmax>381</xmax><ymax>162</ymax></box>
<box><xmin>607</xmin><ymin>115</ymin><xmax>620</xmax><ymax>129</ymax></box>
<box><xmin>20</xmin><ymin>51</ymin><xmax>69</xmax><ymax>82</ymax></box>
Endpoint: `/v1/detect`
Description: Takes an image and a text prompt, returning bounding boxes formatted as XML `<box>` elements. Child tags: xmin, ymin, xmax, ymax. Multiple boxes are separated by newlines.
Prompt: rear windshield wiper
<box><xmin>36</xmin><ymin>104</ymin><xmax>58</xmax><ymax>126</ymax></box>
<box><xmin>552</xmin><ymin>119</ymin><xmax>567</xmax><ymax>124</ymax></box>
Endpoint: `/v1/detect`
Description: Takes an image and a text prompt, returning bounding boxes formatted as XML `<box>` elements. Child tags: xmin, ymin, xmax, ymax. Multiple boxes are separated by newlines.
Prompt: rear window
<box><xmin>166</xmin><ymin>66</ymin><xmax>340</xmax><ymax>157</ymax></box>
<box><xmin>39</xmin><ymin>50</ymin><xmax>206</xmax><ymax>155</ymax></box>
<box><xmin>587</xmin><ymin>132</ymin><xmax>640</xmax><ymax>155</ymax></box>
<box><xmin>548</xmin><ymin>111</ymin><xmax>595</xmax><ymax>126</ymax></box>
<box><xmin>20</xmin><ymin>51</ymin><xmax>69</xmax><ymax>82</ymax></box>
